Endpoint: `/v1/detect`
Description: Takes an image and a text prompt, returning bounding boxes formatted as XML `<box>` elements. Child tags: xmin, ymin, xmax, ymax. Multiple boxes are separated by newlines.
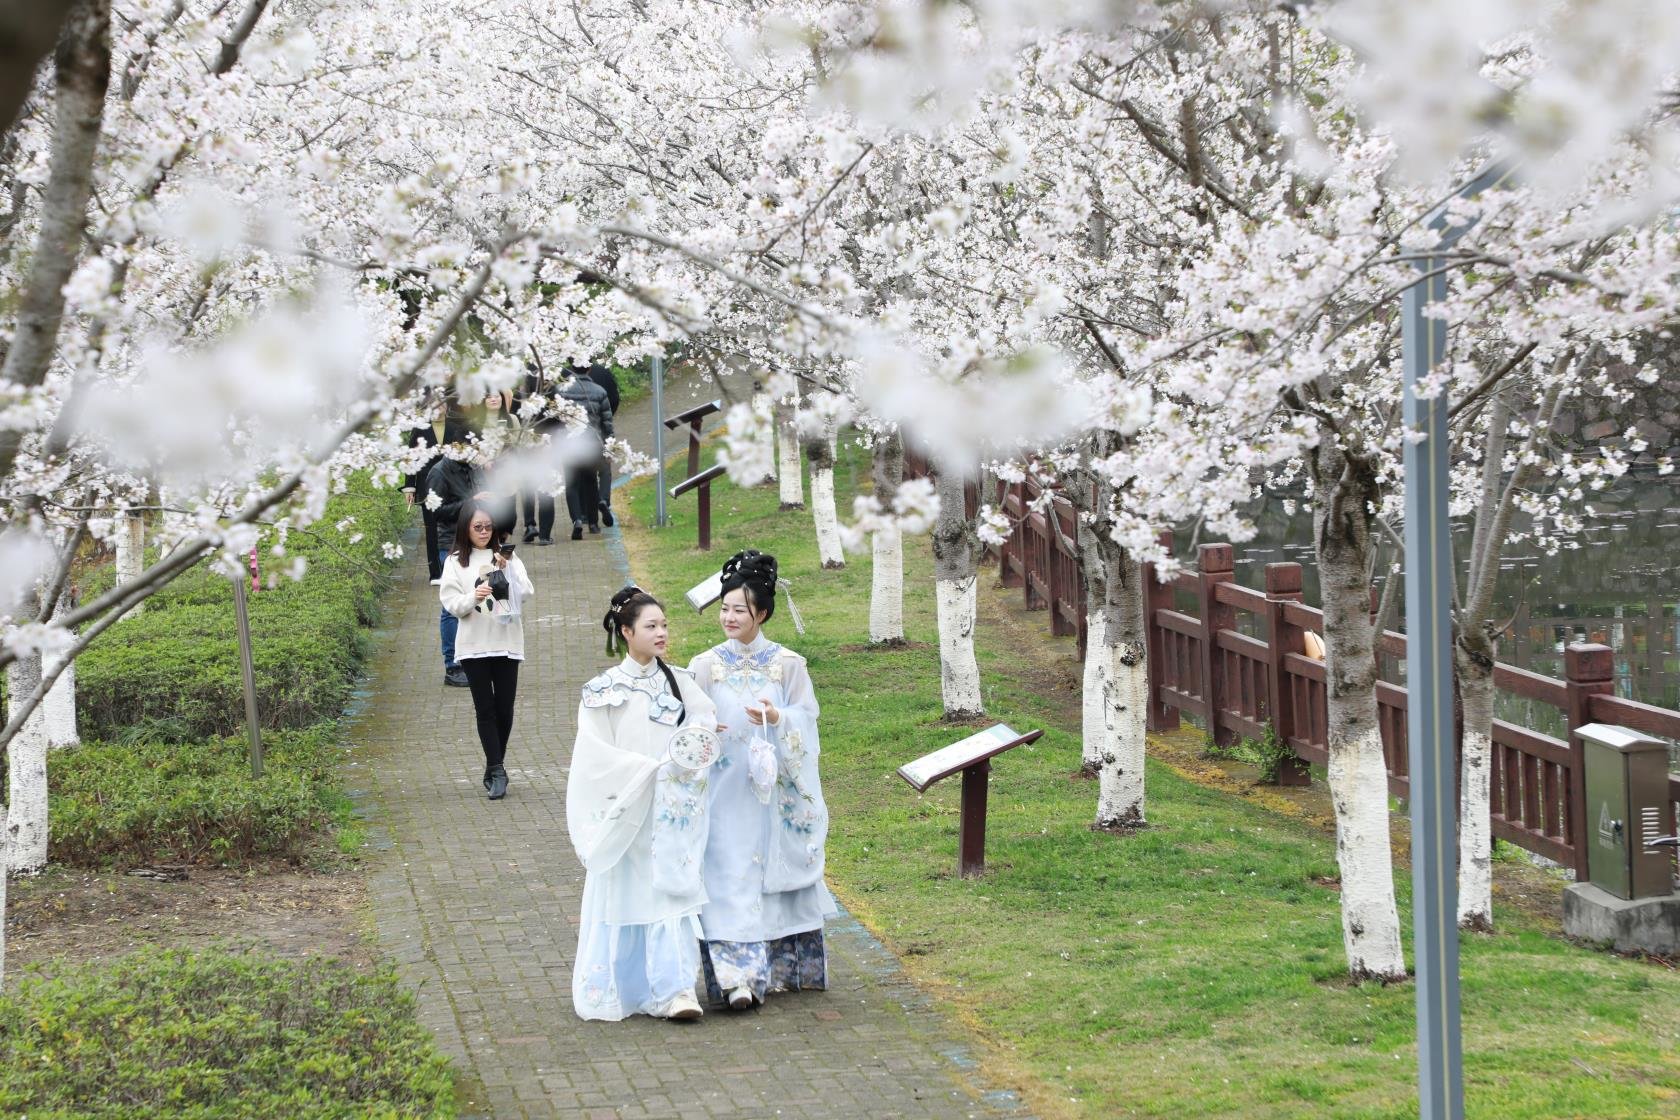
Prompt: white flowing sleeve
<box><xmin>565</xmin><ymin>700</ymin><xmax>661</xmax><ymax>874</ymax></box>
<box><xmin>765</xmin><ymin>651</ymin><xmax>827</xmax><ymax>892</ymax></box>
<box><xmin>646</xmin><ymin>674</ymin><xmax>720</xmax><ymax>896</ymax></box>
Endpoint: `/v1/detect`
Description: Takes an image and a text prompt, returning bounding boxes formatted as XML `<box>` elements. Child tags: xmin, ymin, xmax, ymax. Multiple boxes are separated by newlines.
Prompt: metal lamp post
<box><xmin>651</xmin><ymin>354</ymin><xmax>668</xmax><ymax>527</ymax></box>
<box><xmin>1402</xmin><ymin>160</ymin><xmax>1514</xmax><ymax>1120</ymax></box>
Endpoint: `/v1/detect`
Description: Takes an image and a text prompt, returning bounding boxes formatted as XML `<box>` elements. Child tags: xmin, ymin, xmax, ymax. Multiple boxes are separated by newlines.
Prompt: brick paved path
<box><xmin>349</xmin><ymin>377</ymin><xmax>1032</xmax><ymax>1119</ymax></box>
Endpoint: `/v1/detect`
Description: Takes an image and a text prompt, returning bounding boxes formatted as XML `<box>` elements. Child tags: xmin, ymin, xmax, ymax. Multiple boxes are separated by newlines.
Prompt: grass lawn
<box><xmin>619</xmin><ymin>436</ymin><xmax>1680</xmax><ymax>1120</ymax></box>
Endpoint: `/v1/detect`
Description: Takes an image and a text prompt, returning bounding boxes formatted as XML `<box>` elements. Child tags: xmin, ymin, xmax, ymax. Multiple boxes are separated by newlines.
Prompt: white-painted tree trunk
<box><xmin>808</xmin><ymin>430</ymin><xmax>844</xmax><ymax>570</ymax></box>
<box><xmin>752</xmin><ymin>391</ymin><xmax>777</xmax><ymax>484</ymax></box>
<box><xmin>1080</xmin><ymin>524</ymin><xmax>1148</xmax><ymax>826</ymax></box>
<box><xmin>1079</xmin><ymin>611</ymin><xmax>1107</xmax><ymax>777</ymax></box>
<box><xmin>5</xmin><ymin>658</ymin><xmax>50</xmax><ymax>875</ymax></box>
<box><xmin>1313</xmin><ymin>446</ymin><xmax>1408</xmax><ymax>983</ymax></box>
<box><xmin>115</xmin><ymin>508</ymin><xmax>144</xmax><ymax>617</ymax></box>
<box><xmin>776</xmin><ymin>402</ymin><xmax>804</xmax><ymax>509</ymax></box>
<box><xmin>0</xmin><ymin>798</ymin><xmax>10</xmax><ymax>991</ymax></box>
<box><xmin>870</xmin><ymin>524</ymin><xmax>903</xmax><ymax>643</ymax></box>
<box><xmin>1455</xmin><ymin>652</ymin><xmax>1496</xmax><ymax>931</ymax></box>
<box><xmin>1094</xmin><ymin>641</ymin><xmax>1148</xmax><ymax>829</ymax></box>
<box><xmin>43</xmin><ymin>653</ymin><xmax>78</xmax><ymax>748</ymax></box>
<box><xmin>935</xmin><ymin>577</ymin><xmax>983</xmax><ymax>717</ymax></box>
<box><xmin>869</xmin><ymin>431</ymin><xmax>905</xmax><ymax>644</ymax></box>
<box><xmin>932</xmin><ymin>464</ymin><xmax>983</xmax><ymax>718</ymax></box>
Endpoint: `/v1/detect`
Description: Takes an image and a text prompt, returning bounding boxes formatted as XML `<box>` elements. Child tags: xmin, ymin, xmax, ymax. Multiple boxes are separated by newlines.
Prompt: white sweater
<box><xmin>440</xmin><ymin>549</ymin><xmax>535</xmax><ymax>661</ymax></box>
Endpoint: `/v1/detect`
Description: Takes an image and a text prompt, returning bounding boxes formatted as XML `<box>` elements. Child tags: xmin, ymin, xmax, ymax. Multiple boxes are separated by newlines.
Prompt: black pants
<box><xmin>422</xmin><ymin>505</ymin><xmax>442</xmax><ymax>580</ymax></box>
<box><xmin>595</xmin><ymin>459</ymin><xmax>614</xmax><ymax>515</ymax></box>
<box><xmin>565</xmin><ymin>462</ymin><xmax>600</xmax><ymax>527</ymax></box>
<box><xmin>522</xmin><ymin>490</ymin><xmax>555</xmax><ymax>538</ymax></box>
<box><xmin>462</xmin><ymin>656</ymin><xmax>519</xmax><ymax>768</ymax></box>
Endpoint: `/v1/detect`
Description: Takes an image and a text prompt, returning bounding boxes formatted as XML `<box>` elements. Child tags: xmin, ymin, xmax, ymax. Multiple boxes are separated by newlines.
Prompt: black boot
<box><xmin>482</xmin><ymin>766</ymin><xmax>493</xmax><ymax>792</ymax></box>
<box><xmin>570</xmin><ymin>520</ymin><xmax>584</xmax><ymax>541</ymax></box>
<box><xmin>487</xmin><ymin>766</ymin><xmax>508</xmax><ymax>800</ymax></box>
<box><xmin>598</xmin><ymin>502</ymin><xmax>614</xmax><ymax>527</ymax></box>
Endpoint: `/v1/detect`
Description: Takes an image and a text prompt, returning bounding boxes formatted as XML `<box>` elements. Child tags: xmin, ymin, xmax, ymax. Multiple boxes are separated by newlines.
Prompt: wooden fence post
<box><xmin>1198</xmin><ymin>543</ymin><xmax>1236</xmax><ymax>747</ymax></box>
<box><xmin>1263</xmin><ymin>562</ymin><xmax>1310</xmax><ymax>785</ymax></box>
<box><xmin>1563</xmin><ymin>642</ymin><xmax>1614</xmax><ymax>880</ymax></box>
<box><xmin>1144</xmin><ymin>531</ymin><xmax>1177</xmax><ymax>732</ymax></box>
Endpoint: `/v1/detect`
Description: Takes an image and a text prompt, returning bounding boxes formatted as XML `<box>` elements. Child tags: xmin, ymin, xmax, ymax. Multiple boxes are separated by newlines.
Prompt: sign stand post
<box><xmin>898</xmin><ymin>725</ymin><xmax>1042</xmax><ymax>878</ymax></box>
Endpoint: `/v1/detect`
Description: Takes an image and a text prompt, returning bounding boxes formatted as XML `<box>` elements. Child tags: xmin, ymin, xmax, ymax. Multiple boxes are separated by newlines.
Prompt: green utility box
<box><xmin>1579</xmin><ymin>723</ymin><xmax>1675</xmax><ymax>900</ymax></box>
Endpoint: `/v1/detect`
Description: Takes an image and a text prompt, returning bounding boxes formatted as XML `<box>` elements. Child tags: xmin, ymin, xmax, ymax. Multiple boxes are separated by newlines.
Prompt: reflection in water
<box><xmin>1180</xmin><ymin>479</ymin><xmax>1680</xmax><ymax>746</ymax></box>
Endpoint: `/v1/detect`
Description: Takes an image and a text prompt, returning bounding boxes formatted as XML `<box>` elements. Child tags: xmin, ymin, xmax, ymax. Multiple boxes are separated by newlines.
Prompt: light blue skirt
<box><xmin>573</xmin><ymin>912</ymin><xmax>704</xmax><ymax>1021</ymax></box>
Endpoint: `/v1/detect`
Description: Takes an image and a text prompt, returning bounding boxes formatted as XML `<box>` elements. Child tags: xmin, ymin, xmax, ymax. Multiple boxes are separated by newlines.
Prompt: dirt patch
<box><xmin>837</xmin><ymin>640</ymin><xmax>931</xmax><ymax>653</ymax></box>
<box><xmin>6</xmin><ymin>858</ymin><xmax>374</xmax><ymax>977</ymax></box>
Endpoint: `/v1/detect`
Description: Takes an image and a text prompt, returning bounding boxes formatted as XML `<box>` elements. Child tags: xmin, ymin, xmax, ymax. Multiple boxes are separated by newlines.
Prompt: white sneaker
<box><xmin>428</xmin><ymin>578</ymin><xmax>441</xmax><ymax>586</ymax></box>
<box><xmin>727</xmin><ymin>986</ymin><xmax>754</xmax><ymax>1011</ymax></box>
<box><xmin>664</xmin><ymin>992</ymin><xmax>703</xmax><ymax>1020</ymax></box>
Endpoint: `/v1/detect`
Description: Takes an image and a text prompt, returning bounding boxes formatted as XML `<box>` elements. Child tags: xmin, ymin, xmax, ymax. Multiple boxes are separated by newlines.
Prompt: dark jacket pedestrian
<box><xmin>406</xmin><ymin>416</ymin><xmax>467</xmax><ymax>581</ymax></box>
<box><xmin>430</xmin><ymin>457</ymin><xmax>517</xmax><ymax>557</ymax></box>
<box><xmin>583</xmin><ymin>364</ymin><xmax>620</xmax><ymax>415</ymax></box>
<box><xmin>582</xmin><ymin>365</ymin><xmax>622</xmax><ymax>525</ymax></box>
<box><xmin>557</xmin><ymin>373</ymin><xmax>613</xmax><ymax>538</ymax></box>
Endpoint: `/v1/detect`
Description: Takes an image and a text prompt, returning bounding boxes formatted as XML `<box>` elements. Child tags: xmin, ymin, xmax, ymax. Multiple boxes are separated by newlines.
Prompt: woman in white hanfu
<box><xmin>567</xmin><ymin>586</ymin><xmax>722</xmax><ymax>1022</ymax></box>
<box><xmin>688</xmin><ymin>550</ymin><xmax>835</xmax><ymax>1010</ymax></box>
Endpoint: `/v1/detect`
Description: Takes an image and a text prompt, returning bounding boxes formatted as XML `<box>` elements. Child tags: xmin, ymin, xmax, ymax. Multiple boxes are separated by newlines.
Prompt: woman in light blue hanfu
<box><xmin>567</xmin><ymin>586</ymin><xmax>721</xmax><ymax>1022</ymax></box>
<box><xmin>687</xmin><ymin>550</ymin><xmax>834</xmax><ymax>1010</ymax></box>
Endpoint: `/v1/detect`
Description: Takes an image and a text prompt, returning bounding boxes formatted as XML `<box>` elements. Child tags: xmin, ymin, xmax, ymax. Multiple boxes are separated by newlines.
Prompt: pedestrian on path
<box><xmin>558</xmin><ymin>367</ymin><xmax>613</xmax><ymax>539</ymax></box>
<box><xmin>439</xmin><ymin>501</ymin><xmax>534</xmax><ymax>801</ymax></box>
<box><xmin>428</xmin><ymin>436</ymin><xmax>517</xmax><ymax>687</ymax></box>
<box><xmin>402</xmin><ymin>391</ymin><xmax>464</xmax><ymax>585</ymax></box>
<box><xmin>567</xmin><ymin>586</ymin><xmax>722</xmax><ymax>1022</ymax></box>
<box><xmin>582</xmin><ymin>363</ymin><xmax>620</xmax><ymax>528</ymax></box>
<box><xmin>687</xmin><ymin>550</ymin><xmax>833</xmax><ymax>1010</ymax></box>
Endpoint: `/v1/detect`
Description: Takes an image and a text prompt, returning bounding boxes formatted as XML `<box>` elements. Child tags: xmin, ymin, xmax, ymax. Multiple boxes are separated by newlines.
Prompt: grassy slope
<box><xmin>619</xmin><ymin>437</ymin><xmax>1680</xmax><ymax>1120</ymax></box>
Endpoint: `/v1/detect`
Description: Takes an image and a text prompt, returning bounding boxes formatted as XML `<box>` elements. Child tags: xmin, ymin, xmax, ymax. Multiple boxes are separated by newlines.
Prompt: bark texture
<box><xmin>1080</xmin><ymin>522</ymin><xmax>1148</xmax><ymax>828</ymax></box>
<box><xmin>5</xmin><ymin>656</ymin><xmax>49</xmax><ymax>875</ymax></box>
<box><xmin>1455</xmin><ymin>644</ymin><xmax>1496</xmax><ymax>931</ymax></box>
<box><xmin>869</xmin><ymin>431</ymin><xmax>905</xmax><ymax>644</ymax></box>
<box><xmin>114</xmin><ymin>508</ymin><xmax>144</xmax><ymax>616</ymax></box>
<box><xmin>807</xmin><ymin>427</ymin><xmax>844</xmax><ymax>569</ymax></box>
<box><xmin>1311</xmin><ymin>444</ymin><xmax>1407</xmax><ymax>982</ymax></box>
<box><xmin>0</xmin><ymin>0</ymin><xmax>110</xmax><ymax>482</ymax></box>
<box><xmin>932</xmin><ymin>464</ymin><xmax>982</xmax><ymax>717</ymax></box>
<box><xmin>776</xmin><ymin>398</ymin><xmax>804</xmax><ymax>509</ymax></box>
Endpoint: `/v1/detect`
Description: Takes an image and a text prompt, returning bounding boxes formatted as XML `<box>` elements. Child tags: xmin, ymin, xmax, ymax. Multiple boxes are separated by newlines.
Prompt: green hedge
<box><xmin>0</xmin><ymin>948</ymin><xmax>455</xmax><ymax>1119</ymax></box>
<box><xmin>76</xmin><ymin>475</ymin><xmax>409</xmax><ymax>741</ymax></box>
<box><xmin>47</xmin><ymin>726</ymin><xmax>344</xmax><ymax>868</ymax></box>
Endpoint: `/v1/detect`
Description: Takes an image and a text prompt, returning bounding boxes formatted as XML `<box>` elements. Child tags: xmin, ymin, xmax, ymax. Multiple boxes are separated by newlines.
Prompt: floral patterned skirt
<box><xmin>701</xmin><ymin>929</ymin><xmax>827</xmax><ymax>1004</ymax></box>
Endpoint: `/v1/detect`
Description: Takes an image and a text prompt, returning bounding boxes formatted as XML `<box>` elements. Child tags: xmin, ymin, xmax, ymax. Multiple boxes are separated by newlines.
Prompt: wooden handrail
<box><xmin>663</xmin><ymin>399</ymin><xmax>723</xmax><ymax>429</ymax></box>
<box><xmin>669</xmin><ymin>462</ymin><xmax>726</xmax><ymax>499</ymax></box>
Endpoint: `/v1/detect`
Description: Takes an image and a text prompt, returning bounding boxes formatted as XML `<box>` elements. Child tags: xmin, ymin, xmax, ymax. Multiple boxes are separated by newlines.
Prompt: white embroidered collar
<box><xmin>725</xmin><ymin>633</ymin><xmax>772</xmax><ymax>656</ymax></box>
<box><xmin>619</xmin><ymin>655</ymin><xmax>661</xmax><ymax>678</ymax></box>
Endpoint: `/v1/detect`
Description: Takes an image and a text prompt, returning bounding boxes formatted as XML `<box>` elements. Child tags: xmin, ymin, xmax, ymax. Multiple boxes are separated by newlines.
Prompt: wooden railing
<box><xmin>904</xmin><ymin>463</ymin><xmax>1680</xmax><ymax>877</ymax></box>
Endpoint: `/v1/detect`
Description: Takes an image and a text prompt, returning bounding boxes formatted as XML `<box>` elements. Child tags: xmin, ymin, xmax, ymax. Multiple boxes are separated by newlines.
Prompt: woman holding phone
<box><xmin>439</xmin><ymin>500</ymin><xmax>534</xmax><ymax>800</ymax></box>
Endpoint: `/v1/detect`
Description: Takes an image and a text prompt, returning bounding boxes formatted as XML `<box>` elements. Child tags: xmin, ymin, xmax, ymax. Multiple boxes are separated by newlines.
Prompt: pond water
<box><xmin>1174</xmin><ymin>476</ymin><xmax>1680</xmax><ymax>743</ymax></box>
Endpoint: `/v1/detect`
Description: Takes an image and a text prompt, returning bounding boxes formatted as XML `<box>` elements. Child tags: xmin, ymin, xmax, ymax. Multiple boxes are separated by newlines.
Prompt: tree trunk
<box><xmin>114</xmin><ymin>507</ymin><xmax>144</xmax><ymax>617</ymax></box>
<box><xmin>0</xmin><ymin>797</ymin><xmax>11</xmax><ymax>990</ymax></box>
<box><xmin>752</xmin><ymin>390</ymin><xmax>777</xmax><ymax>484</ymax></box>
<box><xmin>43</xmin><ymin>653</ymin><xmax>77</xmax><ymax>747</ymax></box>
<box><xmin>1079</xmin><ymin>608</ymin><xmax>1105</xmax><ymax>777</ymax></box>
<box><xmin>1312</xmin><ymin>448</ymin><xmax>1408</xmax><ymax>983</ymax></box>
<box><xmin>932</xmin><ymin>464</ymin><xmax>982</xmax><ymax>718</ymax></box>
<box><xmin>869</xmin><ymin>431</ymin><xmax>905</xmax><ymax>645</ymax></box>
<box><xmin>0</xmin><ymin>0</ymin><xmax>110</xmax><ymax>483</ymax></box>
<box><xmin>5</xmin><ymin>656</ymin><xmax>49</xmax><ymax>875</ymax></box>
<box><xmin>1081</xmin><ymin>524</ymin><xmax>1148</xmax><ymax>828</ymax></box>
<box><xmin>807</xmin><ymin>424</ymin><xmax>844</xmax><ymax>570</ymax></box>
<box><xmin>1455</xmin><ymin>639</ymin><xmax>1496</xmax><ymax>931</ymax></box>
<box><xmin>776</xmin><ymin>398</ymin><xmax>804</xmax><ymax>509</ymax></box>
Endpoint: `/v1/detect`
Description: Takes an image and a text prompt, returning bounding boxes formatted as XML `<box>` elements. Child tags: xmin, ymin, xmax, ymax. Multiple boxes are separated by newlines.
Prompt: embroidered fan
<box><xmin>667</xmin><ymin>726</ymin><xmax>721</xmax><ymax>771</ymax></box>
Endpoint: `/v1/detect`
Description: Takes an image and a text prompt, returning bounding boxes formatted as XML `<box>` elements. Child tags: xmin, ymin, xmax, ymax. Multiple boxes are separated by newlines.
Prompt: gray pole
<box><xmin>1402</xmin><ymin>160</ymin><xmax>1512</xmax><ymax>1120</ymax></box>
<box><xmin>652</xmin><ymin>353</ymin><xmax>668</xmax><ymax>528</ymax></box>
<box><xmin>232</xmin><ymin>571</ymin><xmax>263</xmax><ymax>779</ymax></box>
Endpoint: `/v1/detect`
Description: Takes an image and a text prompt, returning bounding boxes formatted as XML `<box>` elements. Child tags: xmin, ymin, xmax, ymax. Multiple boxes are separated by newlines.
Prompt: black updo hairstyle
<box><xmin>720</xmin><ymin>550</ymin><xmax>777</xmax><ymax>622</ymax></box>
<box><xmin>602</xmin><ymin>585</ymin><xmax>685</xmax><ymax>723</ymax></box>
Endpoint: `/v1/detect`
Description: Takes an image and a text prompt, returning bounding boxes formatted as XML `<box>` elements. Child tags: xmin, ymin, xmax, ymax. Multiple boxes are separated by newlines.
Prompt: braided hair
<box><xmin>602</xmin><ymin>585</ymin><xmax>686</xmax><ymax>724</ymax></box>
<box><xmin>720</xmin><ymin>549</ymin><xmax>777</xmax><ymax>621</ymax></box>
